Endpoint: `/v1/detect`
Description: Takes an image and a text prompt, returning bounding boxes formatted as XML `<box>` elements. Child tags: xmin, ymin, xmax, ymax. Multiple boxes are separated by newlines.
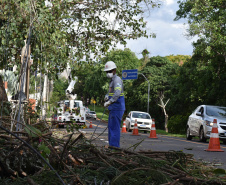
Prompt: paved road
<box><xmin>78</xmin><ymin>118</ymin><xmax>226</xmax><ymax>169</ymax></box>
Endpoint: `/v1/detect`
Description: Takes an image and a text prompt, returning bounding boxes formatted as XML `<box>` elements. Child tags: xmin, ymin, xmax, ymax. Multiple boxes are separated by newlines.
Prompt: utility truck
<box><xmin>56</xmin><ymin>99</ymin><xmax>86</xmax><ymax>128</ymax></box>
<box><xmin>56</xmin><ymin>64</ymin><xmax>86</xmax><ymax>128</ymax></box>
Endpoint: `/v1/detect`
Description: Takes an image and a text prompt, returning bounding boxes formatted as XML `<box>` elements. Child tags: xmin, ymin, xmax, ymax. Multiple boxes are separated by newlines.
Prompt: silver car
<box><xmin>87</xmin><ymin>111</ymin><xmax>97</xmax><ymax>119</ymax></box>
<box><xmin>186</xmin><ymin>105</ymin><xmax>226</xmax><ymax>143</ymax></box>
<box><xmin>125</xmin><ymin>111</ymin><xmax>152</xmax><ymax>133</ymax></box>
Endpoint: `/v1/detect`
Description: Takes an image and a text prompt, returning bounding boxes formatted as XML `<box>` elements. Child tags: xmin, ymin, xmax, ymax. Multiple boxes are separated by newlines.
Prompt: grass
<box><xmin>88</xmin><ymin>105</ymin><xmax>109</xmax><ymax>121</ymax></box>
<box><xmin>156</xmin><ymin>129</ymin><xmax>186</xmax><ymax>138</ymax></box>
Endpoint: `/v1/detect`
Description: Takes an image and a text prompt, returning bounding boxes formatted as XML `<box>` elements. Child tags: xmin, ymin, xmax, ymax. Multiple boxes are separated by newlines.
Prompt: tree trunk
<box><xmin>157</xmin><ymin>92</ymin><xmax>170</xmax><ymax>133</ymax></box>
<box><xmin>165</xmin><ymin>114</ymin><xmax>168</xmax><ymax>133</ymax></box>
<box><xmin>42</xmin><ymin>73</ymin><xmax>48</xmax><ymax>119</ymax></box>
<box><xmin>0</xmin><ymin>76</ymin><xmax>8</xmax><ymax>102</ymax></box>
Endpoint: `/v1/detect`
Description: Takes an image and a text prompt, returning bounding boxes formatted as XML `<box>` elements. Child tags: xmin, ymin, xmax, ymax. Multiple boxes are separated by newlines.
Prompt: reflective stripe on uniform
<box><xmin>114</xmin><ymin>87</ymin><xmax>122</xmax><ymax>91</ymax></box>
<box><xmin>109</xmin><ymin>93</ymin><xmax>124</xmax><ymax>96</ymax></box>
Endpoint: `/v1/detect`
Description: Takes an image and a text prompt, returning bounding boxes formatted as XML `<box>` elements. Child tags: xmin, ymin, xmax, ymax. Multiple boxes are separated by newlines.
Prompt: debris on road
<box><xmin>0</xmin><ymin>117</ymin><xmax>225</xmax><ymax>185</ymax></box>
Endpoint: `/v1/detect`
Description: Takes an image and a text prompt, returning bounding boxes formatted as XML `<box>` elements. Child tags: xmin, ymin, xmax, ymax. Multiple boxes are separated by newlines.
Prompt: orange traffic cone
<box><xmin>205</xmin><ymin>119</ymin><xmax>224</xmax><ymax>152</ymax></box>
<box><xmin>121</xmin><ymin>120</ymin><xmax>127</xmax><ymax>133</ymax></box>
<box><xmin>132</xmin><ymin>119</ymin><xmax>140</xmax><ymax>136</ymax></box>
<box><xmin>149</xmin><ymin>119</ymin><xmax>158</xmax><ymax>139</ymax></box>
<box><xmin>89</xmin><ymin>121</ymin><xmax>93</xmax><ymax>128</ymax></box>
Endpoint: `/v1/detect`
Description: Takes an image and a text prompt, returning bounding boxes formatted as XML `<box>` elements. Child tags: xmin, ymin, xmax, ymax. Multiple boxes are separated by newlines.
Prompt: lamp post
<box><xmin>139</xmin><ymin>73</ymin><xmax>150</xmax><ymax>113</ymax></box>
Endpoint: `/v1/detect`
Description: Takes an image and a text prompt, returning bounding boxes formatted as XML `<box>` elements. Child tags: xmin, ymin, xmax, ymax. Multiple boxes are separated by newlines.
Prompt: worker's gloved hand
<box><xmin>104</xmin><ymin>100</ymin><xmax>111</xmax><ymax>107</ymax></box>
<box><xmin>104</xmin><ymin>95</ymin><xmax>109</xmax><ymax>101</ymax></box>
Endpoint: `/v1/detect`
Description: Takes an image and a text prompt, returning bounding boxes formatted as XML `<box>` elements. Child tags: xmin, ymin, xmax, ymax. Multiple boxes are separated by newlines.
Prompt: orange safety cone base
<box><xmin>204</xmin><ymin>118</ymin><xmax>224</xmax><ymax>152</ymax></box>
<box><xmin>132</xmin><ymin>128</ymin><xmax>140</xmax><ymax>135</ymax></box>
<box><xmin>121</xmin><ymin>122</ymin><xmax>127</xmax><ymax>133</ymax></box>
<box><xmin>148</xmin><ymin>135</ymin><xmax>158</xmax><ymax>139</ymax></box>
<box><xmin>132</xmin><ymin>121</ymin><xmax>140</xmax><ymax>136</ymax></box>
<box><xmin>205</xmin><ymin>148</ymin><xmax>224</xmax><ymax>152</ymax></box>
<box><xmin>132</xmin><ymin>133</ymin><xmax>140</xmax><ymax>136</ymax></box>
<box><xmin>149</xmin><ymin>121</ymin><xmax>158</xmax><ymax>139</ymax></box>
<box><xmin>205</xmin><ymin>139</ymin><xmax>224</xmax><ymax>152</ymax></box>
<box><xmin>89</xmin><ymin>122</ymin><xmax>93</xmax><ymax>128</ymax></box>
<box><xmin>148</xmin><ymin>131</ymin><xmax>158</xmax><ymax>138</ymax></box>
<box><xmin>132</xmin><ymin>128</ymin><xmax>140</xmax><ymax>136</ymax></box>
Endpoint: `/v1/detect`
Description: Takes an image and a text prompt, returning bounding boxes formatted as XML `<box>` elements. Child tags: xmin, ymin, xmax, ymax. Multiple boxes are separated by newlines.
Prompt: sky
<box><xmin>117</xmin><ymin>0</ymin><xmax>198</xmax><ymax>59</ymax></box>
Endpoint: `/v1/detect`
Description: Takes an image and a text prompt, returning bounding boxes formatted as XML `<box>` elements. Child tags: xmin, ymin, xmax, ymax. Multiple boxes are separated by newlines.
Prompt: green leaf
<box><xmin>44</xmin><ymin>146</ymin><xmax>51</xmax><ymax>155</ymax></box>
<box><xmin>38</xmin><ymin>143</ymin><xmax>51</xmax><ymax>155</ymax></box>
<box><xmin>24</xmin><ymin>125</ymin><xmax>42</xmax><ymax>137</ymax></box>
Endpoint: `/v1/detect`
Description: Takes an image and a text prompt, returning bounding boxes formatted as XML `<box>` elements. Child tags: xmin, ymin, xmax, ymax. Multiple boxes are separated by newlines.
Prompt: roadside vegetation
<box><xmin>0</xmin><ymin>0</ymin><xmax>225</xmax><ymax>184</ymax></box>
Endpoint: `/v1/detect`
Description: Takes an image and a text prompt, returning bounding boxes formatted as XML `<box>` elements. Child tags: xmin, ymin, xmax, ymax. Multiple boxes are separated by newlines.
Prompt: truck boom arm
<box><xmin>65</xmin><ymin>63</ymin><xmax>77</xmax><ymax>100</ymax></box>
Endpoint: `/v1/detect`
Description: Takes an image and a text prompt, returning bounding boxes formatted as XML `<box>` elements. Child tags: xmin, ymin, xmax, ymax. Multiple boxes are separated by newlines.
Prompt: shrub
<box><xmin>167</xmin><ymin>114</ymin><xmax>189</xmax><ymax>134</ymax></box>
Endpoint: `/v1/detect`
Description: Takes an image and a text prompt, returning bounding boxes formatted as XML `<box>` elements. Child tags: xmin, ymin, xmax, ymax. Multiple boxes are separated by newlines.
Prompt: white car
<box><xmin>125</xmin><ymin>111</ymin><xmax>152</xmax><ymax>133</ymax></box>
<box><xmin>87</xmin><ymin>111</ymin><xmax>97</xmax><ymax>119</ymax></box>
<box><xmin>186</xmin><ymin>105</ymin><xmax>226</xmax><ymax>143</ymax></box>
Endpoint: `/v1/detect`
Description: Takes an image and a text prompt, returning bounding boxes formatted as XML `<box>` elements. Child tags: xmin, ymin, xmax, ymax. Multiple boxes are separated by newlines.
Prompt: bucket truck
<box><xmin>56</xmin><ymin>64</ymin><xmax>86</xmax><ymax>128</ymax></box>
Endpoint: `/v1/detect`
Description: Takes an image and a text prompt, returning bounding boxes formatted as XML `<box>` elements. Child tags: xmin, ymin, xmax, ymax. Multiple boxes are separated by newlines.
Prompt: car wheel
<box><xmin>126</xmin><ymin>123</ymin><xmax>132</xmax><ymax>132</ymax></box>
<box><xmin>199</xmin><ymin>127</ymin><xmax>207</xmax><ymax>142</ymax></box>
<box><xmin>186</xmin><ymin>127</ymin><xmax>192</xmax><ymax>140</ymax></box>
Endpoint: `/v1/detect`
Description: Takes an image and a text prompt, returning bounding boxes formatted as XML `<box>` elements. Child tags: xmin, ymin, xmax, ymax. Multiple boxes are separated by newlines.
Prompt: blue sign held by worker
<box><xmin>122</xmin><ymin>69</ymin><xmax>138</xmax><ymax>80</ymax></box>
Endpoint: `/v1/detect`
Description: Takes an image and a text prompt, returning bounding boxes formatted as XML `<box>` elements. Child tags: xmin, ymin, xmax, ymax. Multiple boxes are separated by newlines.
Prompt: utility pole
<box><xmin>42</xmin><ymin>69</ymin><xmax>48</xmax><ymax>120</ymax></box>
<box><xmin>21</xmin><ymin>40</ymin><xmax>32</xmax><ymax>125</ymax></box>
<box><xmin>122</xmin><ymin>70</ymin><xmax>150</xmax><ymax>113</ymax></box>
<box><xmin>25</xmin><ymin>45</ymin><xmax>31</xmax><ymax>99</ymax></box>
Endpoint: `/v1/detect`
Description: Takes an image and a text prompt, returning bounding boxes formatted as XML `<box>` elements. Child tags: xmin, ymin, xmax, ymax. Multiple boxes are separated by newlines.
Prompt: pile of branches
<box><xmin>0</xmin><ymin>117</ymin><xmax>225</xmax><ymax>185</ymax></box>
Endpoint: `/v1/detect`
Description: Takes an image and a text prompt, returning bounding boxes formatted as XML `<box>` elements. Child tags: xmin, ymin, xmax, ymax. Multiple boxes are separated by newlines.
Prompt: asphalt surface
<box><xmin>83</xmin><ymin>118</ymin><xmax>226</xmax><ymax>169</ymax></box>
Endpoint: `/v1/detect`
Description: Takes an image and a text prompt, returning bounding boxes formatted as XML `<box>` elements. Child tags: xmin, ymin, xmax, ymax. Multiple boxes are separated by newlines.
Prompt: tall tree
<box><xmin>173</xmin><ymin>0</ymin><xmax>226</xmax><ymax>111</ymax></box>
<box><xmin>0</xmin><ymin>76</ymin><xmax>7</xmax><ymax>102</ymax></box>
<box><xmin>0</xmin><ymin>0</ymin><xmax>161</xmax><ymax>102</ymax></box>
<box><xmin>0</xmin><ymin>0</ymin><xmax>161</xmax><ymax>69</ymax></box>
<box><xmin>175</xmin><ymin>0</ymin><xmax>225</xmax><ymax>62</ymax></box>
<box><xmin>166</xmin><ymin>55</ymin><xmax>191</xmax><ymax>66</ymax></box>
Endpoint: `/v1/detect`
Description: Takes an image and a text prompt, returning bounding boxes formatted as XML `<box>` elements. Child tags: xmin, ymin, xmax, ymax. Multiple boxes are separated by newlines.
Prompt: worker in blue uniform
<box><xmin>104</xmin><ymin>61</ymin><xmax>125</xmax><ymax>148</ymax></box>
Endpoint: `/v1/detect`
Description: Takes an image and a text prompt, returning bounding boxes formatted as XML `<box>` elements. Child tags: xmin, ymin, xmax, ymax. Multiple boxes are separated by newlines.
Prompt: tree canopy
<box><xmin>72</xmin><ymin>48</ymin><xmax>141</xmax><ymax>106</ymax></box>
<box><xmin>173</xmin><ymin>0</ymin><xmax>226</xmax><ymax>112</ymax></box>
<box><xmin>0</xmin><ymin>0</ymin><xmax>161</xmax><ymax>74</ymax></box>
<box><xmin>175</xmin><ymin>0</ymin><xmax>225</xmax><ymax>62</ymax></box>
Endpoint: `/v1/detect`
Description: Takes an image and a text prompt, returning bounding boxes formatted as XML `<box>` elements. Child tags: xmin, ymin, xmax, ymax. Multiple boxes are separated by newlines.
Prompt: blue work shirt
<box><xmin>107</xmin><ymin>74</ymin><xmax>125</xmax><ymax>111</ymax></box>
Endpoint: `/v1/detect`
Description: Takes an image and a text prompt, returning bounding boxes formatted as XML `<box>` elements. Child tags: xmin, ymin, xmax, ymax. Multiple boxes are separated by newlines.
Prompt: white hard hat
<box><xmin>104</xmin><ymin>61</ymin><xmax>117</xmax><ymax>71</ymax></box>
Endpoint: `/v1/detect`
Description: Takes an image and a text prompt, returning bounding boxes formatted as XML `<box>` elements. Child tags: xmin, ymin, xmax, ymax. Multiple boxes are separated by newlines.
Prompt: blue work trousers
<box><xmin>108</xmin><ymin>110</ymin><xmax>124</xmax><ymax>148</ymax></box>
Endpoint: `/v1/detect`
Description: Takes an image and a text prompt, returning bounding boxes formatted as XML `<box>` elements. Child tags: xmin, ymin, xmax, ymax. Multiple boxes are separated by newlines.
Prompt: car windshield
<box><xmin>206</xmin><ymin>106</ymin><xmax>226</xmax><ymax>118</ymax></box>
<box><xmin>65</xmin><ymin>102</ymin><xmax>69</xmax><ymax>107</ymax></box>
<box><xmin>90</xmin><ymin>111</ymin><xmax>96</xmax><ymax>114</ymax></box>
<box><xmin>132</xmin><ymin>112</ymin><xmax>151</xmax><ymax>119</ymax></box>
<box><xmin>74</xmin><ymin>102</ymin><xmax>80</xmax><ymax>108</ymax></box>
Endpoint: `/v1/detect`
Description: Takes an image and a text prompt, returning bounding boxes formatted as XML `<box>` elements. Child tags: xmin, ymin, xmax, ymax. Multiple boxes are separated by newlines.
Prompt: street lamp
<box><xmin>138</xmin><ymin>73</ymin><xmax>150</xmax><ymax>113</ymax></box>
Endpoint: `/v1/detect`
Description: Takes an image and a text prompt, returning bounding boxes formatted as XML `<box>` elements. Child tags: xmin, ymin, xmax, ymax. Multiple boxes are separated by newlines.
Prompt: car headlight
<box><xmin>205</xmin><ymin>120</ymin><xmax>213</xmax><ymax>126</ymax></box>
<box><xmin>131</xmin><ymin>120</ymin><xmax>135</xmax><ymax>123</ymax></box>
